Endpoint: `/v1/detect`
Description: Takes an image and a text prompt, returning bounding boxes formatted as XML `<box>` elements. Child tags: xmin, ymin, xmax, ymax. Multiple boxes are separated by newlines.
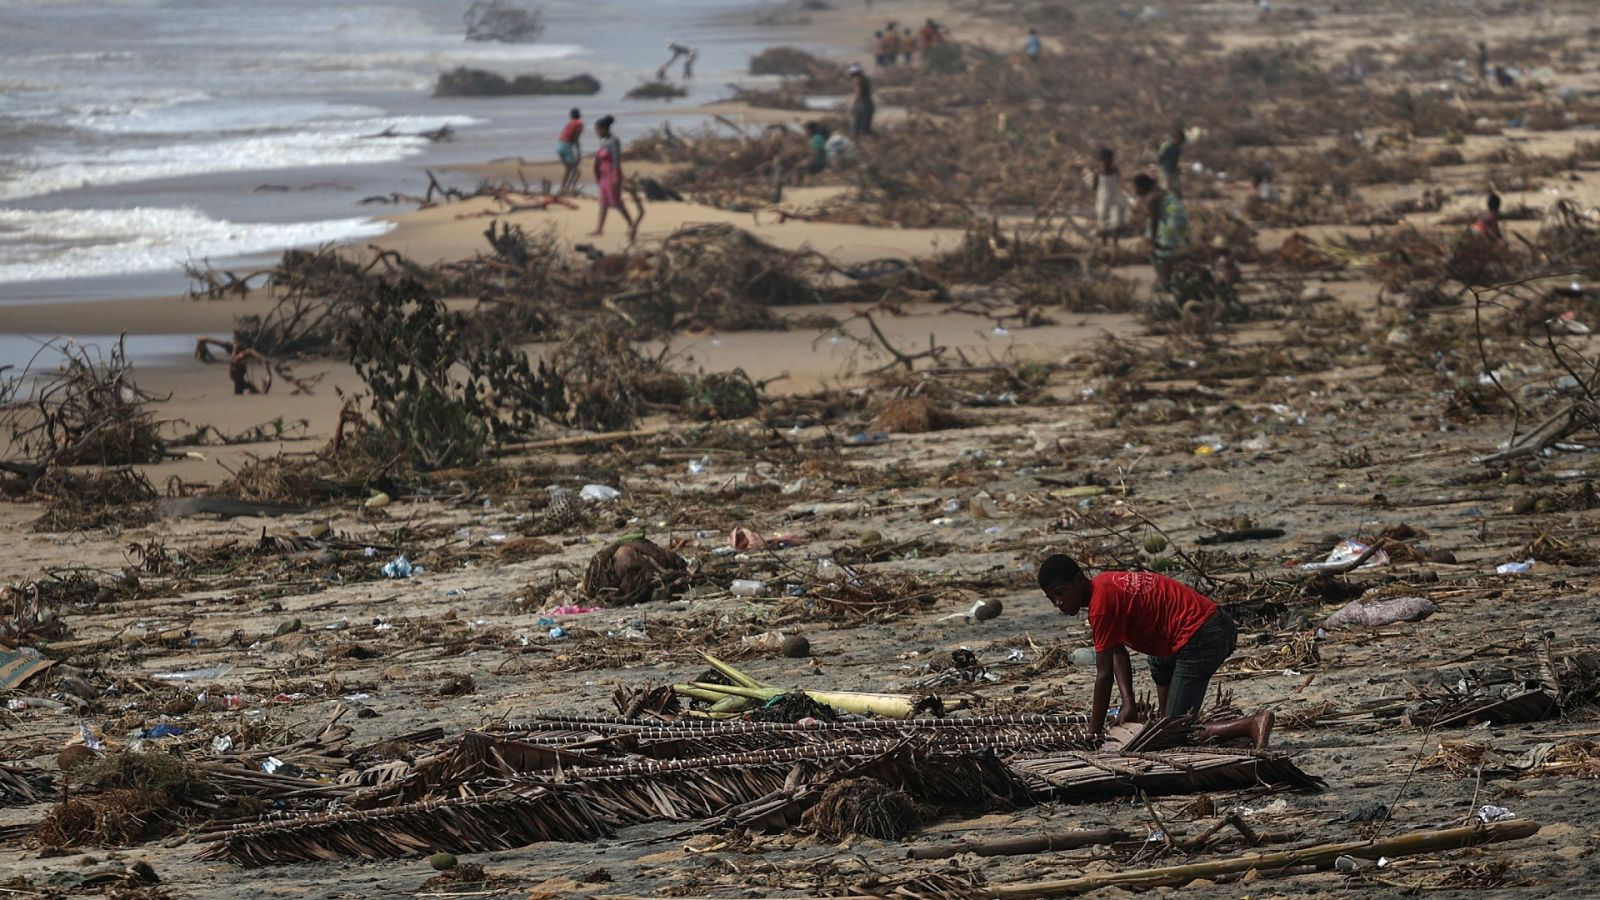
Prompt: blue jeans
<box><xmin>1147</xmin><ymin>610</ymin><xmax>1237</xmax><ymax>717</ymax></box>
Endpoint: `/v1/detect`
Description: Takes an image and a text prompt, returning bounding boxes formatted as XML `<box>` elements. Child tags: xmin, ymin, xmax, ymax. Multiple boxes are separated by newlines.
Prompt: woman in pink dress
<box><xmin>590</xmin><ymin>115</ymin><xmax>637</xmax><ymax>240</ymax></box>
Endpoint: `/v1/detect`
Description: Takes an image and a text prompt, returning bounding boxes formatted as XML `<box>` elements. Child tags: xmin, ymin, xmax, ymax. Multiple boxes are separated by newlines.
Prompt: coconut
<box><xmin>430</xmin><ymin>852</ymin><xmax>458</xmax><ymax>871</ymax></box>
<box><xmin>781</xmin><ymin>634</ymin><xmax>812</xmax><ymax>658</ymax></box>
<box><xmin>1143</xmin><ymin>533</ymin><xmax>1170</xmax><ymax>554</ymax></box>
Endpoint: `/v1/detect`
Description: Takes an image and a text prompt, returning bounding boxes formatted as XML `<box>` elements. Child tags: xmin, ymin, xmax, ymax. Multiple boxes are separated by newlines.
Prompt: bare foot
<box><xmin>1248</xmin><ymin>709</ymin><xmax>1275</xmax><ymax>751</ymax></box>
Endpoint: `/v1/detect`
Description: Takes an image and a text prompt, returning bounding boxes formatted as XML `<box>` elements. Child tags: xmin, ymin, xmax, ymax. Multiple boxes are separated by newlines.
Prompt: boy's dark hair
<box><xmin>596</xmin><ymin>115</ymin><xmax>615</xmax><ymax>129</ymax></box>
<box><xmin>1172</xmin><ymin>127</ymin><xmax>1186</xmax><ymax>141</ymax></box>
<box><xmin>1037</xmin><ymin>554</ymin><xmax>1083</xmax><ymax>589</ymax></box>
<box><xmin>1132</xmin><ymin>173</ymin><xmax>1157</xmax><ymax>193</ymax></box>
<box><xmin>1487</xmin><ymin>192</ymin><xmax>1502</xmax><ymax>212</ymax></box>
<box><xmin>1098</xmin><ymin>147</ymin><xmax>1115</xmax><ymax>164</ymax></box>
<box><xmin>570</xmin><ymin>108</ymin><xmax>581</xmax><ymax>119</ymax></box>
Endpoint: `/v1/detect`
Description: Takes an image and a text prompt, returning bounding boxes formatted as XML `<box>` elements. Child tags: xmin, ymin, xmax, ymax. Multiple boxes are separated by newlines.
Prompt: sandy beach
<box><xmin>9</xmin><ymin>0</ymin><xmax>1600</xmax><ymax>898</ymax></box>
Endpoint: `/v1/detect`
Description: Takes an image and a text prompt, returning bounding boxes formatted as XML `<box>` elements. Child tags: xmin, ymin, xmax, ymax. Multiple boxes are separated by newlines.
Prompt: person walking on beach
<box><xmin>899</xmin><ymin>28</ymin><xmax>916</xmax><ymax>65</ymax></box>
<box><xmin>848</xmin><ymin>64</ymin><xmax>874</xmax><ymax>138</ymax></box>
<box><xmin>1025</xmin><ymin>27</ymin><xmax>1042</xmax><ymax>62</ymax></box>
<box><xmin>1157</xmin><ymin>128</ymin><xmax>1185</xmax><ymax>195</ymax></box>
<box><xmin>919</xmin><ymin>18</ymin><xmax>944</xmax><ymax>50</ymax></box>
<box><xmin>556</xmin><ymin>108</ymin><xmax>583</xmax><ymax>196</ymax></box>
<box><xmin>1037</xmin><ymin>555</ymin><xmax>1274</xmax><ymax>748</ymax></box>
<box><xmin>1133</xmin><ymin>173</ymin><xmax>1188</xmax><ymax>288</ymax></box>
<box><xmin>1087</xmin><ymin>147</ymin><xmax>1128</xmax><ymax>255</ymax></box>
<box><xmin>589</xmin><ymin>115</ymin><xmax>637</xmax><ymax>241</ymax></box>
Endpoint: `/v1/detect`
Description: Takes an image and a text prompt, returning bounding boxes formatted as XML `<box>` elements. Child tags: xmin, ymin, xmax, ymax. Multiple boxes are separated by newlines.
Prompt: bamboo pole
<box><xmin>492</xmin><ymin>426</ymin><xmax>668</xmax><ymax>453</ymax></box>
<box><xmin>908</xmin><ymin>828</ymin><xmax>1132</xmax><ymax>860</ymax></box>
<box><xmin>986</xmin><ymin>820</ymin><xmax>1540</xmax><ymax>898</ymax></box>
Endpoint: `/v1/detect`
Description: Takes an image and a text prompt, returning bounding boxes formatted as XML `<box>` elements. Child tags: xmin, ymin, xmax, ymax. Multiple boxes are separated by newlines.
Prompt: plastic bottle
<box><xmin>730</xmin><ymin>579</ymin><xmax>766</xmax><ymax>597</ymax></box>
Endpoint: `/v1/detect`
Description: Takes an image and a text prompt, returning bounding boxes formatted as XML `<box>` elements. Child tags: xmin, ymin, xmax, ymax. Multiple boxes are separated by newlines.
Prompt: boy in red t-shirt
<box><xmin>1038</xmin><ymin>554</ymin><xmax>1273</xmax><ymax>748</ymax></box>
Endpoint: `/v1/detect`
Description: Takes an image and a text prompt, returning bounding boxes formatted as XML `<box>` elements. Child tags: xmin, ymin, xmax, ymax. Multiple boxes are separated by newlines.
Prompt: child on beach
<box><xmin>1086</xmin><ymin>147</ymin><xmax>1128</xmax><ymax>255</ymax></box>
<box><xmin>805</xmin><ymin>121</ymin><xmax>828</xmax><ymax>179</ymax></box>
<box><xmin>589</xmin><ymin>115</ymin><xmax>637</xmax><ymax>241</ymax></box>
<box><xmin>557</xmin><ymin>108</ymin><xmax>583</xmax><ymax>196</ymax></box>
<box><xmin>1132</xmin><ymin>173</ymin><xmax>1188</xmax><ymax>289</ymax></box>
<box><xmin>1037</xmin><ymin>554</ymin><xmax>1274</xmax><ymax>748</ymax></box>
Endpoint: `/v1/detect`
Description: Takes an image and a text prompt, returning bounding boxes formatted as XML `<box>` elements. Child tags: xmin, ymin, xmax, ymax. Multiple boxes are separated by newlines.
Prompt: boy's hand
<box><xmin>1114</xmin><ymin>707</ymin><xmax>1142</xmax><ymax>727</ymax></box>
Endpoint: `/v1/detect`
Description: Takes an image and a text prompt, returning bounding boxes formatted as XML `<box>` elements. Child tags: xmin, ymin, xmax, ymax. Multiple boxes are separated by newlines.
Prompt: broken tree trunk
<box><xmin>985</xmin><ymin>819</ymin><xmax>1540</xmax><ymax>898</ymax></box>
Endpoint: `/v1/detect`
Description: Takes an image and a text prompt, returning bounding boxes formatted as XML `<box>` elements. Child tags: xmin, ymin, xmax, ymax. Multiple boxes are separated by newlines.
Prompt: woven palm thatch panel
<box><xmin>195</xmin><ymin>788</ymin><xmax>612</xmax><ymax>867</ymax></box>
<box><xmin>494</xmin><ymin>715</ymin><xmax>1102</xmax><ymax>760</ymax></box>
<box><xmin>1007</xmin><ymin>748</ymin><xmax>1324</xmax><ymax>799</ymax></box>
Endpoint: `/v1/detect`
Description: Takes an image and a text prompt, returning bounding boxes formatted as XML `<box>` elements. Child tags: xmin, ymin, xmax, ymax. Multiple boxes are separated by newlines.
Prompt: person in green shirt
<box><xmin>1157</xmin><ymin>128</ymin><xmax>1185</xmax><ymax>195</ymax></box>
<box><xmin>1133</xmin><ymin>173</ymin><xmax>1189</xmax><ymax>289</ymax></box>
<box><xmin>804</xmin><ymin>121</ymin><xmax>828</xmax><ymax>179</ymax></box>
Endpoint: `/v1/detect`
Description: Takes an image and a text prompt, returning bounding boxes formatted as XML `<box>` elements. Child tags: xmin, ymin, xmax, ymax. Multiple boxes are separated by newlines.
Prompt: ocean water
<box><xmin>0</xmin><ymin>0</ymin><xmax>810</xmax><ymax>301</ymax></box>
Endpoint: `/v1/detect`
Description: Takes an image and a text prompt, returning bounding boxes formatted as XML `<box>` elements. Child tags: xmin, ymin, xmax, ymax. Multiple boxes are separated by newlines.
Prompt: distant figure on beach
<box><xmin>1087</xmin><ymin>147</ymin><xmax>1128</xmax><ymax>254</ymax></box>
<box><xmin>900</xmin><ymin>28</ymin><xmax>916</xmax><ymax>65</ymax></box>
<box><xmin>1476</xmin><ymin>41</ymin><xmax>1489</xmax><ymax>82</ymax></box>
<box><xmin>1025</xmin><ymin>27</ymin><xmax>1042</xmax><ymax>62</ymax></box>
<box><xmin>589</xmin><ymin>115</ymin><xmax>637</xmax><ymax>241</ymax></box>
<box><xmin>848</xmin><ymin>64</ymin><xmax>874</xmax><ymax>138</ymax></box>
<box><xmin>556</xmin><ymin>108</ymin><xmax>583</xmax><ymax>196</ymax></box>
<box><xmin>919</xmin><ymin>19</ymin><xmax>944</xmax><ymax>49</ymax></box>
<box><xmin>1157</xmin><ymin>128</ymin><xmax>1185</xmax><ymax>195</ymax></box>
<box><xmin>1251</xmin><ymin>171</ymin><xmax>1280</xmax><ymax>204</ymax></box>
<box><xmin>1133</xmin><ymin>173</ymin><xmax>1188</xmax><ymax>288</ymax></box>
<box><xmin>1473</xmin><ymin>192</ymin><xmax>1504</xmax><ymax>243</ymax></box>
<box><xmin>658</xmin><ymin>42</ymin><xmax>697</xmax><ymax>80</ymax></box>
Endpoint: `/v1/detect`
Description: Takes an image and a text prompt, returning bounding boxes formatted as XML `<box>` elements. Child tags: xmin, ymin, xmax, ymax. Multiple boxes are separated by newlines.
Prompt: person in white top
<box><xmin>1086</xmin><ymin>147</ymin><xmax>1129</xmax><ymax>256</ymax></box>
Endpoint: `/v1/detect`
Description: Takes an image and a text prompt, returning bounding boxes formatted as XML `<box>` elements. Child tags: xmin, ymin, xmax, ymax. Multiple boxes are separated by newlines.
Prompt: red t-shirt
<box><xmin>559</xmin><ymin>120</ymin><xmax>583</xmax><ymax>143</ymax></box>
<box><xmin>1087</xmin><ymin>571</ymin><xmax>1217</xmax><ymax>658</ymax></box>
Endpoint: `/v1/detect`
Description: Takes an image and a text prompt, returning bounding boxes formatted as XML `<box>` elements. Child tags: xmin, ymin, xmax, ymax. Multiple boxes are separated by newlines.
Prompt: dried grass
<box><xmin>804</xmin><ymin>777</ymin><xmax>926</xmax><ymax>842</ymax></box>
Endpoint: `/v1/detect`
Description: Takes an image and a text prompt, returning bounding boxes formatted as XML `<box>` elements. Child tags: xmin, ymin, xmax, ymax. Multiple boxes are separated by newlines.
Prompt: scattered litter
<box><xmin>381</xmin><ymin>556</ymin><xmax>415</xmax><ymax>579</ymax></box>
<box><xmin>730</xmin><ymin>579</ymin><xmax>766</xmax><ymax>597</ymax></box>
<box><xmin>152</xmin><ymin>664</ymin><xmax>235</xmax><ymax>682</ymax></box>
<box><xmin>1496</xmin><ymin>559</ymin><xmax>1535</xmax><ymax>575</ymax></box>
<box><xmin>1298</xmin><ymin>539</ymin><xmax>1390</xmax><ymax>572</ymax></box>
<box><xmin>579</xmin><ymin>484</ymin><xmax>621</xmax><ymax>503</ymax></box>
<box><xmin>1475</xmin><ymin>805</ymin><xmax>1516</xmax><ymax>823</ymax></box>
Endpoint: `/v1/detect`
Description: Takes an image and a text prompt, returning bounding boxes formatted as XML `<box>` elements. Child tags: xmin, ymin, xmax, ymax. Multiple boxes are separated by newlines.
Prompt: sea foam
<box><xmin>0</xmin><ymin>206</ymin><xmax>393</xmax><ymax>285</ymax></box>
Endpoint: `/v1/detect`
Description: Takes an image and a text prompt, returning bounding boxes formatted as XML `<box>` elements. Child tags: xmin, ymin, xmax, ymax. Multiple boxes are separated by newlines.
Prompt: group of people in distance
<box><xmin>870</xmin><ymin>18</ymin><xmax>944</xmax><ymax>68</ymax></box>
